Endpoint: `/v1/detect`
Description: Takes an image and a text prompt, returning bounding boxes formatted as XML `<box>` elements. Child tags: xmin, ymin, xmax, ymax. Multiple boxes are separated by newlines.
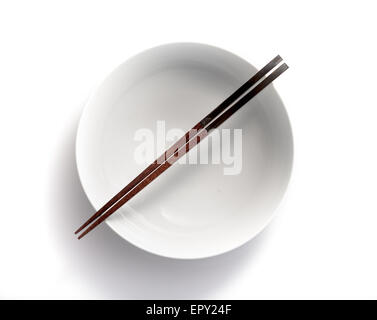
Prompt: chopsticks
<box><xmin>76</xmin><ymin>56</ymin><xmax>288</xmax><ymax>239</ymax></box>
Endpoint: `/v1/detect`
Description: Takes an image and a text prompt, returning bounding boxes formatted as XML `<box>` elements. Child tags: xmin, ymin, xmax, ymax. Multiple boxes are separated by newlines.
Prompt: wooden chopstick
<box><xmin>77</xmin><ymin>62</ymin><xmax>288</xmax><ymax>239</ymax></box>
<box><xmin>75</xmin><ymin>55</ymin><xmax>283</xmax><ymax>235</ymax></box>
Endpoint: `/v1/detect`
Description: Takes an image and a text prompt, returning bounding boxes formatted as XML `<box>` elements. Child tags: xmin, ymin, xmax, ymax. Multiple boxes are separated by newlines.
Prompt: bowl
<box><xmin>76</xmin><ymin>43</ymin><xmax>293</xmax><ymax>259</ymax></box>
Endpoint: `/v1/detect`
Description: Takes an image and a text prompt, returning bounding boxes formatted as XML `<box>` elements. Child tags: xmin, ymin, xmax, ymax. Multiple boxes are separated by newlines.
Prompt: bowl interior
<box><xmin>76</xmin><ymin>43</ymin><xmax>293</xmax><ymax>259</ymax></box>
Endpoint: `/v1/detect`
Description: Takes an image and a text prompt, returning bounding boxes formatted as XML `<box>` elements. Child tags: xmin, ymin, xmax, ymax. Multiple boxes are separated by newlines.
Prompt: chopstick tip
<box><xmin>77</xmin><ymin>230</ymin><xmax>89</xmax><ymax>239</ymax></box>
<box><xmin>274</xmin><ymin>55</ymin><xmax>283</xmax><ymax>63</ymax></box>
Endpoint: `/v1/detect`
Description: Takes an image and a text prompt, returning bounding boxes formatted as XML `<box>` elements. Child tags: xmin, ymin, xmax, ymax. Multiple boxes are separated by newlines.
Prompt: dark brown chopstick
<box><xmin>77</xmin><ymin>62</ymin><xmax>288</xmax><ymax>239</ymax></box>
<box><xmin>75</xmin><ymin>55</ymin><xmax>283</xmax><ymax>235</ymax></box>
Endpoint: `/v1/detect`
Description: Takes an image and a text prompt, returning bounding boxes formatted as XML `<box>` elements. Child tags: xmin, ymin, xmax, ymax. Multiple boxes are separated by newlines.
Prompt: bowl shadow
<box><xmin>48</xmin><ymin>111</ymin><xmax>269</xmax><ymax>299</ymax></box>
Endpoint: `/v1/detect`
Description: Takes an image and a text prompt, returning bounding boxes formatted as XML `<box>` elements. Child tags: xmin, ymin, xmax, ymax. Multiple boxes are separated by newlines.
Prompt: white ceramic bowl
<box><xmin>76</xmin><ymin>43</ymin><xmax>293</xmax><ymax>259</ymax></box>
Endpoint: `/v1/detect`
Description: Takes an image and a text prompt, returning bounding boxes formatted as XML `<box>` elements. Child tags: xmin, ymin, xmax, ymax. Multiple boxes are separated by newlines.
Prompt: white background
<box><xmin>0</xmin><ymin>0</ymin><xmax>376</xmax><ymax>299</ymax></box>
